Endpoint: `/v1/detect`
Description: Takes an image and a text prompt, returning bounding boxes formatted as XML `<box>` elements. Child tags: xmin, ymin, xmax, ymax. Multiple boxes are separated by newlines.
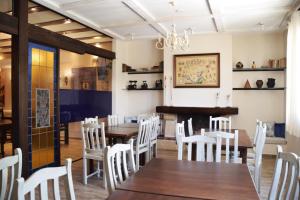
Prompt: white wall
<box><xmin>112</xmin><ymin>32</ymin><xmax>286</xmax><ymax>142</ymax></box>
<box><xmin>163</xmin><ymin>33</ymin><xmax>233</xmax><ymax>107</ymax></box>
<box><xmin>112</xmin><ymin>39</ymin><xmax>163</xmax><ymax>117</ymax></box>
<box><xmin>231</xmin><ymin>32</ymin><xmax>286</xmax><ymax>139</ymax></box>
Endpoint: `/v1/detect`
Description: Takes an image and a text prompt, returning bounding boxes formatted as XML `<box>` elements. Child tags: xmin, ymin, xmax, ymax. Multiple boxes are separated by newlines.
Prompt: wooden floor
<box><xmin>4</xmin><ymin>139</ymin><xmax>275</xmax><ymax>200</ymax></box>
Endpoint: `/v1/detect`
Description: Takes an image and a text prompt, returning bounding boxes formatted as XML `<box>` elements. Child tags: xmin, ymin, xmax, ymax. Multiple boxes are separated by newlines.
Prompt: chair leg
<box><xmin>83</xmin><ymin>158</ymin><xmax>87</xmax><ymax>185</ymax></box>
<box><xmin>145</xmin><ymin>150</ymin><xmax>150</xmax><ymax>164</ymax></box>
<box><xmin>154</xmin><ymin>143</ymin><xmax>157</xmax><ymax>158</ymax></box>
<box><xmin>97</xmin><ymin>161</ymin><xmax>100</xmax><ymax>178</ymax></box>
<box><xmin>136</xmin><ymin>153</ymin><xmax>140</xmax><ymax>171</ymax></box>
<box><xmin>102</xmin><ymin>161</ymin><xmax>107</xmax><ymax>189</ymax></box>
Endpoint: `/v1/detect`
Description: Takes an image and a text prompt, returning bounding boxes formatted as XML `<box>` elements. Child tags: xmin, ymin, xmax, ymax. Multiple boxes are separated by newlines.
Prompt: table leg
<box><xmin>240</xmin><ymin>148</ymin><xmax>247</xmax><ymax>164</ymax></box>
<box><xmin>65</xmin><ymin>123</ymin><xmax>69</xmax><ymax>144</ymax></box>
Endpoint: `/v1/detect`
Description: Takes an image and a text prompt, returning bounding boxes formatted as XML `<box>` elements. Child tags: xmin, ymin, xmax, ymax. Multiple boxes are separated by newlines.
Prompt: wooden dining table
<box><xmin>108</xmin><ymin>158</ymin><xmax>259</xmax><ymax>200</ymax></box>
<box><xmin>105</xmin><ymin>123</ymin><xmax>139</xmax><ymax>143</ymax></box>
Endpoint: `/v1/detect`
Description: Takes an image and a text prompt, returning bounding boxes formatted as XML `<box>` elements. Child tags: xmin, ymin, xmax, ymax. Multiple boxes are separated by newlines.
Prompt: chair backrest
<box><xmin>108</xmin><ymin>115</ymin><xmax>118</xmax><ymax>126</ymax></box>
<box><xmin>254</xmin><ymin>123</ymin><xmax>267</xmax><ymax>168</ymax></box>
<box><xmin>209</xmin><ymin>116</ymin><xmax>231</xmax><ymax>130</ymax></box>
<box><xmin>137</xmin><ymin>113</ymin><xmax>151</xmax><ymax>123</ymax></box>
<box><xmin>177</xmin><ymin>134</ymin><xmax>222</xmax><ymax>162</ymax></box>
<box><xmin>268</xmin><ymin>146</ymin><xmax>300</xmax><ymax>200</ymax></box>
<box><xmin>104</xmin><ymin>139</ymin><xmax>136</xmax><ymax>195</ymax></box>
<box><xmin>17</xmin><ymin>159</ymin><xmax>76</xmax><ymax>200</ymax></box>
<box><xmin>136</xmin><ymin>120</ymin><xmax>151</xmax><ymax>150</ymax></box>
<box><xmin>0</xmin><ymin>148</ymin><xmax>22</xmax><ymax>200</ymax></box>
<box><xmin>84</xmin><ymin>116</ymin><xmax>98</xmax><ymax>124</ymax></box>
<box><xmin>253</xmin><ymin>120</ymin><xmax>263</xmax><ymax>146</ymax></box>
<box><xmin>176</xmin><ymin>121</ymin><xmax>185</xmax><ymax>144</ymax></box>
<box><xmin>203</xmin><ymin>130</ymin><xmax>239</xmax><ymax>163</ymax></box>
<box><xmin>188</xmin><ymin>118</ymin><xmax>193</xmax><ymax>136</ymax></box>
<box><xmin>81</xmin><ymin>121</ymin><xmax>106</xmax><ymax>155</ymax></box>
<box><xmin>150</xmin><ymin>116</ymin><xmax>160</xmax><ymax>141</ymax></box>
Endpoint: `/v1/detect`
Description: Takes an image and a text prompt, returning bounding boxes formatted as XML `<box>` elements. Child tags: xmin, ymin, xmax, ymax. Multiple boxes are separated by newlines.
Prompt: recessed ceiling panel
<box><xmin>0</xmin><ymin>0</ymin><xmax>12</xmax><ymax>13</ymax></box>
<box><xmin>29</xmin><ymin>11</ymin><xmax>64</xmax><ymax>24</ymax></box>
<box><xmin>161</xmin><ymin>16</ymin><xmax>215</xmax><ymax>34</ymax></box>
<box><xmin>137</xmin><ymin>0</ymin><xmax>211</xmax><ymax>20</ymax></box>
<box><xmin>63</xmin><ymin>0</ymin><xmax>144</xmax><ymax>27</ymax></box>
<box><xmin>110</xmin><ymin>24</ymin><xmax>158</xmax><ymax>38</ymax></box>
<box><xmin>43</xmin><ymin>22</ymin><xmax>84</xmax><ymax>32</ymax></box>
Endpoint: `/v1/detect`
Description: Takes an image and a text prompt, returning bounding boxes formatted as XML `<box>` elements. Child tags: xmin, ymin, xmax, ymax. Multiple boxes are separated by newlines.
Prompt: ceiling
<box><xmin>0</xmin><ymin>0</ymin><xmax>113</xmax><ymax>56</ymax></box>
<box><xmin>31</xmin><ymin>0</ymin><xmax>300</xmax><ymax>40</ymax></box>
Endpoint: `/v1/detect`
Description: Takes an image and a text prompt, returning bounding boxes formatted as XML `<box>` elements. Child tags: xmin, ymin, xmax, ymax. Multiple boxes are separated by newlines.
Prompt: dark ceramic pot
<box><xmin>236</xmin><ymin>61</ymin><xmax>243</xmax><ymax>69</ymax></box>
<box><xmin>267</xmin><ymin>78</ymin><xmax>276</xmax><ymax>88</ymax></box>
<box><xmin>256</xmin><ymin>80</ymin><xmax>263</xmax><ymax>89</ymax></box>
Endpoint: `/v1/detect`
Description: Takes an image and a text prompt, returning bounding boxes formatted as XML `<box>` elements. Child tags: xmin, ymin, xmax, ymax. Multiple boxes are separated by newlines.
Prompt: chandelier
<box><xmin>155</xmin><ymin>0</ymin><xmax>190</xmax><ymax>51</ymax></box>
<box><xmin>156</xmin><ymin>25</ymin><xmax>190</xmax><ymax>51</ymax></box>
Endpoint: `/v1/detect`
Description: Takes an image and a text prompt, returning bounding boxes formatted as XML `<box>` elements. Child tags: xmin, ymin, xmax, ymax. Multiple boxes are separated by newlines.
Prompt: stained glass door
<box><xmin>28</xmin><ymin>42</ymin><xmax>59</xmax><ymax>172</ymax></box>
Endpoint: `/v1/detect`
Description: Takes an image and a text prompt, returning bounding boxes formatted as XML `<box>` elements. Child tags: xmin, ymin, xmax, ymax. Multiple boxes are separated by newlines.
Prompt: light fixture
<box><xmin>156</xmin><ymin>25</ymin><xmax>190</xmax><ymax>51</ymax></box>
<box><xmin>95</xmin><ymin>43</ymin><xmax>101</xmax><ymax>48</ymax></box>
<box><xmin>93</xmin><ymin>36</ymin><xmax>101</xmax><ymax>39</ymax></box>
<box><xmin>30</xmin><ymin>7</ymin><xmax>37</xmax><ymax>12</ymax></box>
<box><xmin>64</xmin><ymin>19</ymin><xmax>72</xmax><ymax>24</ymax></box>
<box><xmin>155</xmin><ymin>1</ymin><xmax>190</xmax><ymax>51</ymax></box>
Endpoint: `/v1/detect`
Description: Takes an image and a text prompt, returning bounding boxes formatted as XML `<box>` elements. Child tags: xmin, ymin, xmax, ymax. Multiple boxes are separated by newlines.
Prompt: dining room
<box><xmin>1</xmin><ymin>0</ymin><xmax>300</xmax><ymax>200</ymax></box>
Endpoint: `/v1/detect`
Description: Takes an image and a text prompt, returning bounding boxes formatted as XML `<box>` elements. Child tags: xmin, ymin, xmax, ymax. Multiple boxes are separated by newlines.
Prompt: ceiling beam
<box><xmin>74</xmin><ymin>35</ymin><xmax>104</xmax><ymax>40</ymax></box>
<box><xmin>35</xmin><ymin>18</ymin><xmax>70</xmax><ymax>27</ymax></box>
<box><xmin>5</xmin><ymin>6</ymin><xmax>48</xmax><ymax>15</ymax></box>
<box><xmin>0</xmin><ymin>12</ymin><xmax>18</xmax><ymax>35</ymax></box>
<box><xmin>32</xmin><ymin>0</ymin><xmax>122</xmax><ymax>39</ymax></box>
<box><xmin>122</xmin><ymin>0</ymin><xmax>167</xmax><ymax>37</ymax></box>
<box><xmin>279</xmin><ymin>0</ymin><xmax>300</xmax><ymax>27</ymax></box>
<box><xmin>29</xmin><ymin>24</ymin><xmax>115</xmax><ymax>59</ymax></box>
<box><xmin>0</xmin><ymin>38</ymin><xmax>11</xmax><ymax>43</ymax></box>
<box><xmin>206</xmin><ymin>0</ymin><xmax>224</xmax><ymax>32</ymax></box>
<box><xmin>0</xmin><ymin>45</ymin><xmax>11</xmax><ymax>49</ymax></box>
<box><xmin>57</xmin><ymin>27</ymin><xmax>91</xmax><ymax>35</ymax></box>
<box><xmin>60</xmin><ymin>0</ymin><xmax>101</xmax><ymax>10</ymax></box>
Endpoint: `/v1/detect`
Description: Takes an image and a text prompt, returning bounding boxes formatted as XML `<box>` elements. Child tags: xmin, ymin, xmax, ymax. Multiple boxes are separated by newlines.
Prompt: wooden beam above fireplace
<box><xmin>156</xmin><ymin>106</ymin><xmax>238</xmax><ymax>116</ymax></box>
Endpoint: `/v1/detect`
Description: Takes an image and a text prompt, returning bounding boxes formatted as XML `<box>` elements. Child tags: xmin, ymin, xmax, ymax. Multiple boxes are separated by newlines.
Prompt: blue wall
<box><xmin>60</xmin><ymin>89</ymin><xmax>112</xmax><ymax>123</ymax></box>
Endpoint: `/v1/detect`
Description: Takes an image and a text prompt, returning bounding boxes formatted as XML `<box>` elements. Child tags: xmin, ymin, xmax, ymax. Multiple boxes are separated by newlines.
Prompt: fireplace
<box><xmin>156</xmin><ymin>106</ymin><xmax>239</xmax><ymax>137</ymax></box>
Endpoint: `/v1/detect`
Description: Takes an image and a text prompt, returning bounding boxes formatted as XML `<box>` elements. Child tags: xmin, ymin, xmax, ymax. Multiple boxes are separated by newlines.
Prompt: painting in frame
<box><xmin>173</xmin><ymin>53</ymin><xmax>220</xmax><ymax>88</ymax></box>
<box><xmin>36</xmin><ymin>88</ymin><xmax>50</xmax><ymax>128</ymax></box>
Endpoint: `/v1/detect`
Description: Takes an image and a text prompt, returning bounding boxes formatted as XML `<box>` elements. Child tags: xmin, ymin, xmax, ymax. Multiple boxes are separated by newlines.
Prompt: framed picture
<box><xmin>173</xmin><ymin>53</ymin><xmax>220</xmax><ymax>88</ymax></box>
<box><xmin>36</xmin><ymin>88</ymin><xmax>50</xmax><ymax>128</ymax></box>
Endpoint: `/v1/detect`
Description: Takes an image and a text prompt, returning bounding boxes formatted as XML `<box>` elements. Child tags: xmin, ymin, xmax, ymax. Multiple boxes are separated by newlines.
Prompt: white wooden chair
<box><xmin>188</xmin><ymin>118</ymin><xmax>193</xmax><ymax>136</ymax></box>
<box><xmin>209</xmin><ymin>116</ymin><xmax>231</xmax><ymax>130</ymax></box>
<box><xmin>81</xmin><ymin>121</ymin><xmax>106</xmax><ymax>187</ymax></box>
<box><xmin>149</xmin><ymin>116</ymin><xmax>159</xmax><ymax>159</ymax></box>
<box><xmin>0</xmin><ymin>148</ymin><xmax>22</xmax><ymax>200</ymax></box>
<box><xmin>247</xmin><ymin>120</ymin><xmax>263</xmax><ymax>161</ymax></box>
<box><xmin>268</xmin><ymin>145</ymin><xmax>300</xmax><ymax>200</ymax></box>
<box><xmin>203</xmin><ymin>130</ymin><xmax>239</xmax><ymax>163</ymax></box>
<box><xmin>104</xmin><ymin>139</ymin><xmax>136</xmax><ymax>195</ymax></box>
<box><xmin>85</xmin><ymin>116</ymin><xmax>99</xmax><ymax>124</ymax></box>
<box><xmin>108</xmin><ymin>115</ymin><xmax>119</xmax><ymax>126</ymax></box>
<box><xmin>176</xmin><ymin>133</ymin><xmax>222</xmax><ymax>162</ymax></box>
<box><xmin>176</xmin><ymin>121</ymin><xmax>185</xmax><ymax>145</ymax></box>
<box><xmin>248</xmin><ymin>123</ymin><xmax>267</xmax><ymax>194</ymax></box>
<box><xmin>17</xmin><ymin>159</ymin><xmax>75</xmax><ymax>200</ymax></box>
<box><xmin>135</xmin><ymin>120</ymin><xmax>151</xmax><ymax>170</ymax></box>
<box><xmin>137</xmin><ymin>113</ymin><xmax>151</xmax><ymax>123</ymax></box>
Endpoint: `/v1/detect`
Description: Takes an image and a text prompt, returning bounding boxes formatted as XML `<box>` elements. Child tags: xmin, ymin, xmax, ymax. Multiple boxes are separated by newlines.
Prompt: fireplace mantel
<box><xmin>156</xmin><ymin>106</ymin><xmax>238</xmax><ymax>116</ymax></box>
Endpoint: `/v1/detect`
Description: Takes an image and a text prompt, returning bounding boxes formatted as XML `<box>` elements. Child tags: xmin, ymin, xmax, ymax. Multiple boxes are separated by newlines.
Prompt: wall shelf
<box><xmin>127</xmin><ymin>70</ymin><xmax>163</xmax><ymax>74</ymax></box>
<box><xmin>233</xmin><ymin>68</ymin><xmax>285</xmax><ymax>72</ymax></box>
<box><xmin>233</xmin><ymin>88</ymin><xmax>285</xmax><ymax>90</ymax></box>
<box><xmin>125</xmin><ymin>88</ymin><xmax>163</xmax><ymax>91</ymax></box>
